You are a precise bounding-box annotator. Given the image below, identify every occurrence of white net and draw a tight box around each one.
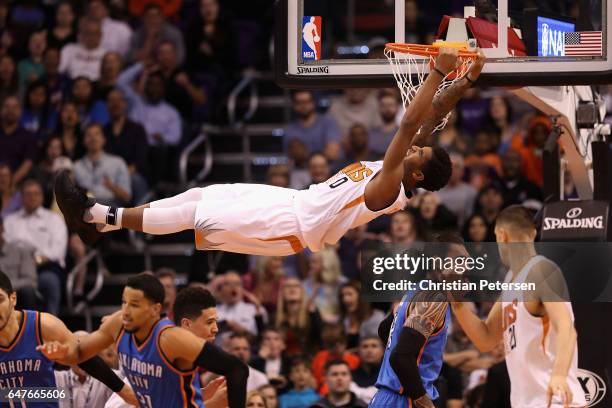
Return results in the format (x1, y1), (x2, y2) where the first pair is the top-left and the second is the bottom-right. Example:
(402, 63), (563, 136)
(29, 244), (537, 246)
(385, 47), (474, 132)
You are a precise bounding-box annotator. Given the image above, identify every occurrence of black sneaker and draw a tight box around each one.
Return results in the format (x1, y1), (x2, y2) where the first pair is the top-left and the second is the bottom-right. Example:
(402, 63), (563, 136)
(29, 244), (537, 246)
(54, 169), (101, 245)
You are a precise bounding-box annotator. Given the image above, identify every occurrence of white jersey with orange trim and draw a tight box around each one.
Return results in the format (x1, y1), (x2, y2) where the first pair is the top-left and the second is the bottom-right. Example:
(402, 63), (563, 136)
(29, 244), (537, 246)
(501, 255), (586, 408)
(294, 160), (410, 251)
(193, 161), (410, 255)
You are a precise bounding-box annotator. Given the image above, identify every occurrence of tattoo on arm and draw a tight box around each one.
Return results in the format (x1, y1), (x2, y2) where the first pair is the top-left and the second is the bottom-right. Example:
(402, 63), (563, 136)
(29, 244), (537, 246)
(415, 76), (472, 145)
(406, 291), (448, 337)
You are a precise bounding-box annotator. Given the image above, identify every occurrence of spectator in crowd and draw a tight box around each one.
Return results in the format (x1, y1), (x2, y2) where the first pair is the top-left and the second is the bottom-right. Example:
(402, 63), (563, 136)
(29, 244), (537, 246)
(499, 149), (542, 207)
(267, 164), (291, 188)
(60, 18), (107, 81)
(96, 52), (123, 101)
(473, 183), (504, 239)
(288, 139), (310, 189)
(336, 124), (378, 170)
(336, 224), (379, 282)
(54, 331), (115, 408)
(70, 76), (110, 128)
(0, 164), (21, 218)
(55, 101), (84, 160)
(510, 115), (550, 187)
(305, 152), (331, 188)
(47, 1), (77, 50)
(404, 0), (429, 44)
(456, 87), (489, 135)
(311, 325), (359, 393)
(185, 0), (237, 78)
(251, 327), (292, 390)
(349, 336), (384, 404)
(482, 357), (511, 408)
(246, 256), (284, 314)
(216, 271), (265, 336)
(388, 209), (425, 245)
(30, 137), (66, 207)
(258, 384), (279, 408)
(311, 360), (367, 408)
(87, 0), (132, 57)
(435, 109), (469, 154)
(0, 55), (18, 101)
(246, 390), (268, 408)
(104, 88), (149, 203)
(278, 356), (319, 408)
(338, 281), (385, 349)
(485, 95), (515, 152)
(465, 127), (503, 188)
(284, 91), (341, 162)
(304, 249), (345, 323)
(369, 91), (399, 156)
(329, 89), (381, 138)
(155, 267), (177, 320)
(73, 124), (131, 207)
(21, 80), (58, 140)
(42, 47), (70, 110)
(415, 192), (458, 233)
(156, 40), (206, 120)
(0, 96), (37, 186)
(17, 30), (46, 92)
(116, 62), (182, 155)
(0, 216), (37, 310)
(437, 152), (478, 227)
(228, 332), (269, 391)
(128, 4), (185, 65)
(276, 277), (322, 356)
(4, 179), (67, 314)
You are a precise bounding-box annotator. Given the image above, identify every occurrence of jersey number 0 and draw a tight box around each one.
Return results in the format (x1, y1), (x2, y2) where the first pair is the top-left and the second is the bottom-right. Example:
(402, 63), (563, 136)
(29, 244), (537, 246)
(329, 162), (373, 189)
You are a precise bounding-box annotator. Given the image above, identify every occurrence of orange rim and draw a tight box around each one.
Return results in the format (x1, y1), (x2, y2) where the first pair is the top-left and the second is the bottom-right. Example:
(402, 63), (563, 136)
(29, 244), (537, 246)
(385, 43), (478, 58)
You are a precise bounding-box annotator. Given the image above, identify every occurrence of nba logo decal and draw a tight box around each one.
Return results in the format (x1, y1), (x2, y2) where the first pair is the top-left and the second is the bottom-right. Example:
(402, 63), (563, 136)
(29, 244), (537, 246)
(302, 16), (322, 60)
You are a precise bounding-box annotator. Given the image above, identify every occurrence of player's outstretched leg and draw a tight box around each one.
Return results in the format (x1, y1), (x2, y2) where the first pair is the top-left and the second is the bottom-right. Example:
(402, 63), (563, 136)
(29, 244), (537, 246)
(54, 170), (201, 245)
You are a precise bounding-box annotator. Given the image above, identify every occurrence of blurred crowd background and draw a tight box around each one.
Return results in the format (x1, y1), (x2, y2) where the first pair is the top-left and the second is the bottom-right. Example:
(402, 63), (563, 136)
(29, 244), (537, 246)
(0, 1), (609, 407)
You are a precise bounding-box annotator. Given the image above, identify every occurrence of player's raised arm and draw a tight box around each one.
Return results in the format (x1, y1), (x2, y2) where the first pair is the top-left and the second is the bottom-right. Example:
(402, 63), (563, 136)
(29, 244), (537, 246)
(159, 326), (249, 408)
(37, 312), (136, 405)
(451, 301), (504, 352)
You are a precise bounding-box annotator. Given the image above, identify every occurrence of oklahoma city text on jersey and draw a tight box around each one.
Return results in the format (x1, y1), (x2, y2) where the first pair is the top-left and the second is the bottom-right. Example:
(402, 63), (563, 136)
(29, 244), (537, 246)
(372, 279), (536, 292)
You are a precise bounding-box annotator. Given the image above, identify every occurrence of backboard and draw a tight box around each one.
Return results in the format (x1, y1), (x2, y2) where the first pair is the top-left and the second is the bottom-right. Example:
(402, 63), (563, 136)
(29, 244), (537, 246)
(275, 0), (611, 88)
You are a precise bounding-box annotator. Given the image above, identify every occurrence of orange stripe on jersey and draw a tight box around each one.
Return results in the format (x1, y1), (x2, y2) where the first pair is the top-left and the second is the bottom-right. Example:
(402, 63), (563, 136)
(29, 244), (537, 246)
(541, 315), (550, 353)
(0, 311), (27, 352)
(156, 326), (196, 376)
(179, 375), (189, 407)
(259, 235), (305, 253)
(338, 195), (365, 213)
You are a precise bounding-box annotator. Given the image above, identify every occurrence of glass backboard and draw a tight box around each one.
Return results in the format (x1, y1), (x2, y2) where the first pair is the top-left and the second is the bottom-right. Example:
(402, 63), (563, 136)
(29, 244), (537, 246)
(275, 0), (611, 88)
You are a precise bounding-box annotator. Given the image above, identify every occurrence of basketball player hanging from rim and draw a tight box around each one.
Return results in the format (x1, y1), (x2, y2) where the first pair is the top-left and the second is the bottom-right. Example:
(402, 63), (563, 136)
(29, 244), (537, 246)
(55, 48), (486, 257)
(451, 205), (587, 408)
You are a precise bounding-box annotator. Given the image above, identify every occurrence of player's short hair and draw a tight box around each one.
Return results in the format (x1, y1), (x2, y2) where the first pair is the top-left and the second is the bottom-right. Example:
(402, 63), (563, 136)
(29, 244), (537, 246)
(126, 273), (165, 305)
(418, 146), (452, 192)
(324, 359), (350, 374)
(172, 287), (216, 325)
(496, 205), (536, 232)
(0, 270), (13, 295)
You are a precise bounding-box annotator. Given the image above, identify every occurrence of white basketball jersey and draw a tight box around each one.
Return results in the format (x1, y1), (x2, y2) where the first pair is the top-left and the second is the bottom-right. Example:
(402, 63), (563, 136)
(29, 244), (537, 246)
(501, 255), (586, 408)
(294, 161), (410, 251)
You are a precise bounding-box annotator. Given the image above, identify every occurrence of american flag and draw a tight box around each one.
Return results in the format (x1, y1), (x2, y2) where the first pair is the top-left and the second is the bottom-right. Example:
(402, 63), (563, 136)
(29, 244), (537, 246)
(564, 31), (602, 56)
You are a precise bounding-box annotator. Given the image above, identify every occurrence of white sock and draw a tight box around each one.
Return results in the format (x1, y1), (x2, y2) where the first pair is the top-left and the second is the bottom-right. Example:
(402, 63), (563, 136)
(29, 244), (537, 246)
(84, 204), (123, 227)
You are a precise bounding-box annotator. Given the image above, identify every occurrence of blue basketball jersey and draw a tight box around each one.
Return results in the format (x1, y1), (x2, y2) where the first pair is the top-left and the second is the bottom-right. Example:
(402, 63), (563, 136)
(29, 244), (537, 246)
(0, 310), (58, 407)
(117, 318), (204, 408)
(375, 290), (449, 400)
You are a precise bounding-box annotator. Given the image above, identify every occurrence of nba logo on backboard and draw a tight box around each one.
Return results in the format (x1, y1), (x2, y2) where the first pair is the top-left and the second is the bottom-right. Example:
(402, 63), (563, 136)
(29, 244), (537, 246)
(302, 16), (322, 60)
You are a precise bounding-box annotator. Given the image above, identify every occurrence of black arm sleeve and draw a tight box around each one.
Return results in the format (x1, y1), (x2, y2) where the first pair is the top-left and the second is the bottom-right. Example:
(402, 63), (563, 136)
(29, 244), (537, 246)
(78, 356), (125, 392)
(195, 342), (248, 408)
(388, 326), (427, 400)
(378, 312), (394, 344)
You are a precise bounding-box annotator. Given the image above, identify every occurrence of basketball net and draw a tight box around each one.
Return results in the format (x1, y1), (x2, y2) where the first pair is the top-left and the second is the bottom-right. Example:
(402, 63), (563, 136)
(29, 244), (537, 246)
(385, 43), (476, 132)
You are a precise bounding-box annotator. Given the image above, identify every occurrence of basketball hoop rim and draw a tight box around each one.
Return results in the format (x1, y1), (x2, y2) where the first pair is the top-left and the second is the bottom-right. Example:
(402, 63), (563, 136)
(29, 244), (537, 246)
(385, 42), (479, 58)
